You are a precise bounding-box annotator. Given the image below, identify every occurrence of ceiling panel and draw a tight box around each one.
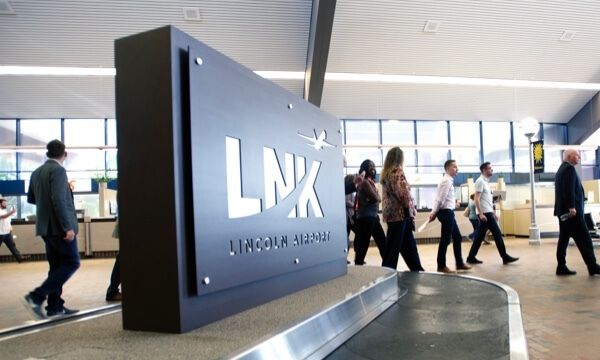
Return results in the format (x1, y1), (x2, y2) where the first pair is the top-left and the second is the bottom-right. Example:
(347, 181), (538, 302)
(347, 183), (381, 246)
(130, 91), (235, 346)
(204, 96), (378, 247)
(321, 81), (596, 122)
(1, 0), (600, 132)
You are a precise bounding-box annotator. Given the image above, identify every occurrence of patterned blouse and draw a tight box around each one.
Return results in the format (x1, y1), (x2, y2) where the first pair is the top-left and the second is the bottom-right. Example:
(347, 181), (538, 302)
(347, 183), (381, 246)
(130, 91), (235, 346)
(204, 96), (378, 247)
(381, 167), (416, 223)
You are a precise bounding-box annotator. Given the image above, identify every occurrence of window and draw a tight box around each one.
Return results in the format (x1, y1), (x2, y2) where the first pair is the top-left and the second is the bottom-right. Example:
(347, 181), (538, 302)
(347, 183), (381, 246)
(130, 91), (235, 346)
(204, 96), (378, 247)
(344, 120), (382, 173)
(0, 120), (16, 178)
(482, 122), (513, 173)
(0, 118), (118, 219)
(19, 119), (61, 172)
(381, 120), (416, 167)
(416, 121), (447, 174)
(542, 123), (567, 172)
(449, 121), (481, 172)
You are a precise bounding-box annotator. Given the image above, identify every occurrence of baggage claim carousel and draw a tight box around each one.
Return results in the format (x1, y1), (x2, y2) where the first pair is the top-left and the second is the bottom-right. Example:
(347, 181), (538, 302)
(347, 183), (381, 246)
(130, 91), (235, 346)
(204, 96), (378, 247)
(0, 268), (527, 360)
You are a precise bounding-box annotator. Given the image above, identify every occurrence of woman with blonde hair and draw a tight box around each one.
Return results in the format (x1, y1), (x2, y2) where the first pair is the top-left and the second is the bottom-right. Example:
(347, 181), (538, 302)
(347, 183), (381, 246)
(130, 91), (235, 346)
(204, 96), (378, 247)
(380, 147), (424, 271)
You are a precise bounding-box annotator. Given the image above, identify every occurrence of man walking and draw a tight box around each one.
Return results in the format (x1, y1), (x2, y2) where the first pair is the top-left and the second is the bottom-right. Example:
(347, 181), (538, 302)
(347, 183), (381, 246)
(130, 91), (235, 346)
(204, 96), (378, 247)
(0, 198), (29, 263)
(429, 160), (471, 274)
(554, 149), (600, 276)
(22, 140), (80, 319)
(467, 162), (518, 265)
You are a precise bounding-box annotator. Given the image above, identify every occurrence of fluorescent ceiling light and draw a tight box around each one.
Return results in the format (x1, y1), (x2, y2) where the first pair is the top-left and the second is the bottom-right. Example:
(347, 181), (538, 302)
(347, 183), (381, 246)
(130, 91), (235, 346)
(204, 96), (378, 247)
(324, 73), (600, 91)
(2, 67), (600, 91)
(0, 66), (116, 76)
(254, 71), (304, 80)
(256, 71), (600, 90)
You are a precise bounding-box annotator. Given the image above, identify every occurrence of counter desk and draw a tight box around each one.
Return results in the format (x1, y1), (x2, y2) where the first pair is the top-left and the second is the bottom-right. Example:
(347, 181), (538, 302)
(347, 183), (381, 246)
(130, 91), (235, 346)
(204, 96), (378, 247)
(1, 217), (118, 260)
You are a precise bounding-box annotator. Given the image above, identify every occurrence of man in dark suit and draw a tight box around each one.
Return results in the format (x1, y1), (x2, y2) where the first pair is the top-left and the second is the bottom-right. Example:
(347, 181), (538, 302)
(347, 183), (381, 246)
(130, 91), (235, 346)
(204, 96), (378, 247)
(22, 140), (81, 319)
(554, 149), (600, 276)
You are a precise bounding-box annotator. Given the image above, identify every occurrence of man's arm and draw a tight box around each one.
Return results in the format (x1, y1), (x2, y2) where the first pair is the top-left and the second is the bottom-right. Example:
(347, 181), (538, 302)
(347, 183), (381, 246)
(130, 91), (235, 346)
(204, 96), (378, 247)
(49, 166), (76, 241)
(562, 166), (578, 216)
(429, 179), (450, 221)
(27, 174), (36, 205)
(359, 179), (380, 203)
(0, 207), (16, 219)
(475, 191), (486, 222)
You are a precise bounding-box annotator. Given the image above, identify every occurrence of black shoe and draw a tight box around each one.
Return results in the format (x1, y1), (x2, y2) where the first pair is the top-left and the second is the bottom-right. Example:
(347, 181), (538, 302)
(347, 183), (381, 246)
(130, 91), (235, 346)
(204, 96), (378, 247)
(21, 294), (45, 320)
(466, 257), (483, 264)
(106, 292), (122, 301)
(47, 307), (79, 317)
(556, 266), (577, 275)
(589, 267), (600, 276)
(503, 255), (519, 265)
(18, 255), (30, 263)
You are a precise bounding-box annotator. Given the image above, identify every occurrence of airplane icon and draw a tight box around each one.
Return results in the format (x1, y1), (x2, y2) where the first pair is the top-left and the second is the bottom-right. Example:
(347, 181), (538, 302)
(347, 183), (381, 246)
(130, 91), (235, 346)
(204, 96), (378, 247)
(298, 129), (336, 150)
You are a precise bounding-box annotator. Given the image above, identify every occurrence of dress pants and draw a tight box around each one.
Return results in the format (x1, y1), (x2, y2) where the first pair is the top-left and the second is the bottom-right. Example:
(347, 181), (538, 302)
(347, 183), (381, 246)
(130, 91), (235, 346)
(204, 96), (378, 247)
(468, 212), (507, 260)
(354, 216), (386, 265)
(556, 216), (599, 272)
(30, 235), (81, 311)
(0, 233), (23, 261)
(382, 219), (424, 271)
(436, 209), (466, 268)
(106, 253), (121, 297)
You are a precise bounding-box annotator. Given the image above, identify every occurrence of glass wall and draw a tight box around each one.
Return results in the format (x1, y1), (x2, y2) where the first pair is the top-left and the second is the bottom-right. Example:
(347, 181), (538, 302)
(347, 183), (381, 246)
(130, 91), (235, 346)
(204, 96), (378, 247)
(482, 122), (514, 174)
(344, 120), (382, 176)
(0, 120), (16, 180)
(416, 120), (447, 174)
(381, 120), (416, 170)
(542, 123), (567, 172)
(449, 121), (481, 174)
(0, 118), (116, 218)
(341, 119), (585, 210)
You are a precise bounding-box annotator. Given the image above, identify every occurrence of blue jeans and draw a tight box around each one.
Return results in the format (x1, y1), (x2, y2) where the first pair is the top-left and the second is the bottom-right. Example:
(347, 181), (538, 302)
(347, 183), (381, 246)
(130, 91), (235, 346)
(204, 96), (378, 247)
(0, 233), (23, 261)
(468, 213), (508, 260)
(30, 235), (81, 311)
(382, 219), (424, 271)
(436, 209), (465, 268)
(468, 218), (479, 239)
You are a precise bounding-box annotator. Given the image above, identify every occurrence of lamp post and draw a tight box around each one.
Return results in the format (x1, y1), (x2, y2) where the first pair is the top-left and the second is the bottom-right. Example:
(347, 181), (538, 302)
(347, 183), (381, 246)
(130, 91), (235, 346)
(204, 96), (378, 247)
(519, 117), (541, 245)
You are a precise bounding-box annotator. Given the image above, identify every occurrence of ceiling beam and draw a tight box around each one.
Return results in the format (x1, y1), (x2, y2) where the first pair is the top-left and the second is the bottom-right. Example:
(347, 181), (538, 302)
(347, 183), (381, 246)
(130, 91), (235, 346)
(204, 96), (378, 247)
(303, 0), (336, 107)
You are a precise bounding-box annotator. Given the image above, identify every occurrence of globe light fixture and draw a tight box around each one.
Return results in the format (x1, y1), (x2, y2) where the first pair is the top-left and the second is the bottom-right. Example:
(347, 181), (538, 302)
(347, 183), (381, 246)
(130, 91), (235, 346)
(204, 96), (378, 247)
(519, 117), (541, 245)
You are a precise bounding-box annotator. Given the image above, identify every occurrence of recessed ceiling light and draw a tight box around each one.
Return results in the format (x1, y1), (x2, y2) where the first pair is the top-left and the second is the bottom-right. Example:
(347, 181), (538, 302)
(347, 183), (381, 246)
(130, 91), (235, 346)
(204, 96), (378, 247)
(182, 7), (201, 22)
(423, 20), (441, 33)
(559, 30), (576, 42)
(0, 0), (15, 15)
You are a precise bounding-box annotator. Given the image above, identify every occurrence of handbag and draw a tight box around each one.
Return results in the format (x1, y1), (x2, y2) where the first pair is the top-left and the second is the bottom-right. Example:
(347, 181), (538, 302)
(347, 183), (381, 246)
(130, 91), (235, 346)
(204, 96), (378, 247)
(463, 206), (470, 217)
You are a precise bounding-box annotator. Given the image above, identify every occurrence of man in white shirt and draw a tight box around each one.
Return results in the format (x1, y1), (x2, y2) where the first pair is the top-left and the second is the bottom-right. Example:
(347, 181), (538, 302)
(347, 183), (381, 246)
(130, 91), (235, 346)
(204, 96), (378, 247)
(467, 162), (518, 265)
(0, 198), (28, 263)
(429, 160), (472, 273)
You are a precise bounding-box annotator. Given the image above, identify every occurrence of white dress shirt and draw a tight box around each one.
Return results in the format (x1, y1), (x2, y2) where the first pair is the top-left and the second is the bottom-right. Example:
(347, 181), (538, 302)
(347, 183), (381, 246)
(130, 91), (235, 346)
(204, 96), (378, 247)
(431, 174), (455, 214)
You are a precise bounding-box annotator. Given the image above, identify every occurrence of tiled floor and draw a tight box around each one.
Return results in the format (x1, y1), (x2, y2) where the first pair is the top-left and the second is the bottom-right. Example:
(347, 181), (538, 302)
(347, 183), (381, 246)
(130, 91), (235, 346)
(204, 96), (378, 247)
(1, 237), (599, 359)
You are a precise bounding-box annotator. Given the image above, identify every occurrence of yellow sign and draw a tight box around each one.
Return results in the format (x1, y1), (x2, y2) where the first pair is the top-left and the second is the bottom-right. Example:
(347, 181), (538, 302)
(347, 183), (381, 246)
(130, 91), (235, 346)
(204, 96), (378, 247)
(533, 140), (544, 173)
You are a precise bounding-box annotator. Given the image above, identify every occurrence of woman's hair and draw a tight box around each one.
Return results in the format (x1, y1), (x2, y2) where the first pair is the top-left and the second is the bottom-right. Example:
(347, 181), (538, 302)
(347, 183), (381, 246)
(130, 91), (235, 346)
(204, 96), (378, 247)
(344, 174), (354, 184)
(359, 159), (375, 179)
(380, 147), (404, 185)
(470, 193), (475, 200)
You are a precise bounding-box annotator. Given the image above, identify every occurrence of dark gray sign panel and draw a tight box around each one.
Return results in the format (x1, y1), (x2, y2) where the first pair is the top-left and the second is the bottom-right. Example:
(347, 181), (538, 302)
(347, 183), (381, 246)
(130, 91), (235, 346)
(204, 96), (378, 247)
(116, 26), (347, 333)
(188, 46), (346, 295)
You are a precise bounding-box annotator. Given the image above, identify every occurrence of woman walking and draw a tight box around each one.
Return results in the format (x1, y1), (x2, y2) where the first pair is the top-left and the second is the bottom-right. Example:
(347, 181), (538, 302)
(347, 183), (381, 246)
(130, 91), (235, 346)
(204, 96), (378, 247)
(353, 159), (386, 265)
(380, 147), (424, 271)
